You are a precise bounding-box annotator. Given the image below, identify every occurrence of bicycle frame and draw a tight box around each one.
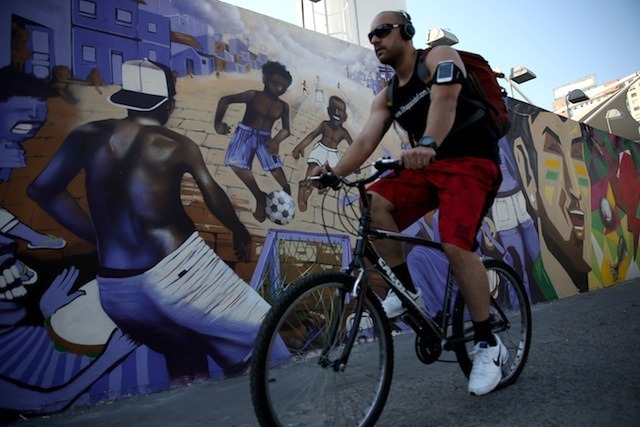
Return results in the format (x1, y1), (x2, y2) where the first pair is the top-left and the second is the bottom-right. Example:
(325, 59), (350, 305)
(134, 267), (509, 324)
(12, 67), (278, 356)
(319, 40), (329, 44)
(328, 170), (465, 369)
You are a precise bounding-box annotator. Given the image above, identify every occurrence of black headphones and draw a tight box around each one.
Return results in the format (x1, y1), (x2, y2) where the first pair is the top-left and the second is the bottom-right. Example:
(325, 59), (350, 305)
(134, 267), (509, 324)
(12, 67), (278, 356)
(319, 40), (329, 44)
(397, 10), (415, 40)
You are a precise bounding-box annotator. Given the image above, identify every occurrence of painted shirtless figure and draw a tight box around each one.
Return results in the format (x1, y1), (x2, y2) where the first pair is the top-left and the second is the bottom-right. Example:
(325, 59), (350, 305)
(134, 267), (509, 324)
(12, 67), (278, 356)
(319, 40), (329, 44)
(214, 61), (292, 222)
(293, 95), (353, 211)
(29, 59), (283, 380)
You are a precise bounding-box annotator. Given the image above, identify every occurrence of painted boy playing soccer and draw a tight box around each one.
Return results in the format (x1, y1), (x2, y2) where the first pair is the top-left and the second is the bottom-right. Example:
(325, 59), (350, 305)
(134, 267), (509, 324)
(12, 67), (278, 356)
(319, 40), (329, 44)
(292, 95), (353, 211)
(214, 61), (292, 222)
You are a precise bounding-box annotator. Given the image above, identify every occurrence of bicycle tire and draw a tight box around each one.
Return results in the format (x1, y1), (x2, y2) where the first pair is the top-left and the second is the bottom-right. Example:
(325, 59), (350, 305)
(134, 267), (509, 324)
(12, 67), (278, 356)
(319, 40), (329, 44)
(451, 259), (531, 390)
(250, 271), (394, 427)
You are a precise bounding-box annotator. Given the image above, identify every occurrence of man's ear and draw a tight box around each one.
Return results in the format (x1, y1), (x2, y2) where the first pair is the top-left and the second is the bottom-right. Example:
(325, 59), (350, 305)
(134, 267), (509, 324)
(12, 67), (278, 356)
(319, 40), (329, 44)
(512, 136), (538, 212)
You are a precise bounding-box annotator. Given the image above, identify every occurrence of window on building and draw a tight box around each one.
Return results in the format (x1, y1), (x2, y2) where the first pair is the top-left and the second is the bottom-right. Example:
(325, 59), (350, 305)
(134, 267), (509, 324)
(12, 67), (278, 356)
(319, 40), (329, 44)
(31, 30), (50, 61)
(116, 8), (133, 26)
(148, 50), (157, 61)
(83, 45), (97, 63)
(78, 0), (97, 17)
(148, 22), (157, 33)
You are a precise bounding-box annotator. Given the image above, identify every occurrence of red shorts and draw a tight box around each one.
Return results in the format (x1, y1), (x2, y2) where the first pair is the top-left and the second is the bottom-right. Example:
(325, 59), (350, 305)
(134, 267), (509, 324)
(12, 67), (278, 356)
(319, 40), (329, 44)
(367, 157), (501, 251)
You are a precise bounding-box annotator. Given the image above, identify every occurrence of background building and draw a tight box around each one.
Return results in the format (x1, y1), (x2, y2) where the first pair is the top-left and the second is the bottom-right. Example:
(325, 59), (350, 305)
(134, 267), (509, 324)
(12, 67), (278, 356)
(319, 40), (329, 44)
(552, 72), (640, 141)
(296, 0), (406, 48)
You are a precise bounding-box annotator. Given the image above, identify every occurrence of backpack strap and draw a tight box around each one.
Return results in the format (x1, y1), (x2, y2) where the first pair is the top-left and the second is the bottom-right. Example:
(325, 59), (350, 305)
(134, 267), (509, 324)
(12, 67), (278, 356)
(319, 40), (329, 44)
(385, 48), (488, 138)
(386, 74), (398, 107)
(386, 49), (431, 108)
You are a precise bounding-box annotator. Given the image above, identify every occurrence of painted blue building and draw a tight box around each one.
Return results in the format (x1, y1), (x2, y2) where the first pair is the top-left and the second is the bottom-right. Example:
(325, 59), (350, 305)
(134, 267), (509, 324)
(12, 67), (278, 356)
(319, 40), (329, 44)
(71, 0), (170, 84)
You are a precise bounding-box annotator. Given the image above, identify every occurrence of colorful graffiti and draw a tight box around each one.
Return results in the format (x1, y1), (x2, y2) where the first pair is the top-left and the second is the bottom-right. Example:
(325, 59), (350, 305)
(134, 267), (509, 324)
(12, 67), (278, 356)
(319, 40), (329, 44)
(0, 0), (639, 419)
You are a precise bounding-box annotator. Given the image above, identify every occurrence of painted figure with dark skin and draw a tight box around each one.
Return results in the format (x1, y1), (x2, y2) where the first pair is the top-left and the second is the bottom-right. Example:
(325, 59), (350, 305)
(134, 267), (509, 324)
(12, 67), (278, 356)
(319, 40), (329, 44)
(293, 95), (353, 211)
(510, 101), (591, 295)
(214, 61), (292, 222)
(28, 60), (275, 381)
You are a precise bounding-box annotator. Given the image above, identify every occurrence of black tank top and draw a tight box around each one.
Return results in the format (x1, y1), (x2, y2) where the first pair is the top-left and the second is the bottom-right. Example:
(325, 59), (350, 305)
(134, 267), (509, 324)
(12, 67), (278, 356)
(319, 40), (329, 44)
(389, 55), (500, 164)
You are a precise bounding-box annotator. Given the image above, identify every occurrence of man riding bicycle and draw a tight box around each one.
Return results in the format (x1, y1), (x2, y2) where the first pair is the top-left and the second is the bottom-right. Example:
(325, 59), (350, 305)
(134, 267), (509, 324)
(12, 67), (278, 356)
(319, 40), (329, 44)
(314, 10), (506, 396)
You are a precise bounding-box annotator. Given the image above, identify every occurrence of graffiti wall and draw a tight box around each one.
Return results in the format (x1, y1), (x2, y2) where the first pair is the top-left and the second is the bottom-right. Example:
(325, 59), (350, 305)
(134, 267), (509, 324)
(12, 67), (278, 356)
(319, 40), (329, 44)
(0, 0), (638, 418)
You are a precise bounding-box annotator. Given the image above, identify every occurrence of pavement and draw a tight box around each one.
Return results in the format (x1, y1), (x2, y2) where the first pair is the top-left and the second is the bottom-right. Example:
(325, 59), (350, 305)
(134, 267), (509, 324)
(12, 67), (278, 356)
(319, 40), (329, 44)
(8, 278), (640, 426)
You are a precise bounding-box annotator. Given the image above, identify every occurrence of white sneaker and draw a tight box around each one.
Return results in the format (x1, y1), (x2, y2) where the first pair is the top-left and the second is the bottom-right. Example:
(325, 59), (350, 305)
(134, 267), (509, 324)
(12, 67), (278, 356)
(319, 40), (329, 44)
(381, 289), (424, 319)
(468, 334), (509, 396)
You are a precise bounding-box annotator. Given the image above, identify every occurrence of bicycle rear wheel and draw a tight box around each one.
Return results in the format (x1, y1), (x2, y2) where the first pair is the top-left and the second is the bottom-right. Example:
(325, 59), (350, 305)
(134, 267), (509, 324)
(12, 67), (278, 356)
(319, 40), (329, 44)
(250, 271), (394, 427)
(452, 259), (531, 390)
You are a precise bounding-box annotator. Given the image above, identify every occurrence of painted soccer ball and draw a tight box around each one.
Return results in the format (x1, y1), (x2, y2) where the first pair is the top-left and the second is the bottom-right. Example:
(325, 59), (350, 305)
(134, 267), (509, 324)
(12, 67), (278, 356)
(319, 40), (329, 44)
(265, 190), (296, 225)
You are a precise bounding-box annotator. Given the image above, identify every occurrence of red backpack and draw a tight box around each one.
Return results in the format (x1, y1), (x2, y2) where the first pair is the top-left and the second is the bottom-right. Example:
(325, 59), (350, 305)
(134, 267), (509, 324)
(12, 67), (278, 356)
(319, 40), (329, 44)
(387, 48), (511, 138)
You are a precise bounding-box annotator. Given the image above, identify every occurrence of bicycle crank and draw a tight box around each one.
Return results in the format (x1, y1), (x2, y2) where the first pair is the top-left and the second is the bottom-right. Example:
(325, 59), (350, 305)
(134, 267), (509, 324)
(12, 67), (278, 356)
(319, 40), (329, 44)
(415, 332), (442, 364)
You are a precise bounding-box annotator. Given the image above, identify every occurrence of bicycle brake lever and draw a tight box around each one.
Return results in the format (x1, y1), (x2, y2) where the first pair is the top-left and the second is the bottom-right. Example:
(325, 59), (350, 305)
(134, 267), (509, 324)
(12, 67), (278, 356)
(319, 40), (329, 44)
(373, 157), (403, 173)
(309, 173), (341, 190)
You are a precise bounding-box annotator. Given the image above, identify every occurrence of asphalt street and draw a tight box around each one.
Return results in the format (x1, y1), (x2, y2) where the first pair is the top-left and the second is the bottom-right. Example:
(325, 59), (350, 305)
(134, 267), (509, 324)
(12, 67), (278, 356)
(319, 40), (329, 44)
(10, 278), (640, 426)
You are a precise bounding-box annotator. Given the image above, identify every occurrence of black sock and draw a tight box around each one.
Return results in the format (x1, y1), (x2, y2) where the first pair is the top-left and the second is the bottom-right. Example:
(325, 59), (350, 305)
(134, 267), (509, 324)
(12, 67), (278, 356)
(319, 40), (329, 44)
(473, 318), (496, 345)
(391, 263), (416, 293)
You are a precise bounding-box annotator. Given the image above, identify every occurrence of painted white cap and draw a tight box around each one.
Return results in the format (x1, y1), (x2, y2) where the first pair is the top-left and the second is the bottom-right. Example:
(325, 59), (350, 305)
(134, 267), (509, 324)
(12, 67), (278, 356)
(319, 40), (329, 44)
(109, 59), (173, 111)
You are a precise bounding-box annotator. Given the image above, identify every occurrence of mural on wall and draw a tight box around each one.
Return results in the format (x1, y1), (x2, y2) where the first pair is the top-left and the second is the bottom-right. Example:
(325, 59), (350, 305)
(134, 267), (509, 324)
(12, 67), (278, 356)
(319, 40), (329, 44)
(582, 126), (640, 285)
(0, 0), (639, 419)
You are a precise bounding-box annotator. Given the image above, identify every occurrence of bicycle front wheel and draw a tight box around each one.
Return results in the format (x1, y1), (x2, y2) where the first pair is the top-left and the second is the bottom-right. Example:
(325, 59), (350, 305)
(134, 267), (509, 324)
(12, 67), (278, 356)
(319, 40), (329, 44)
(452, 259), (532, 390)
(250, 271), (394, 427)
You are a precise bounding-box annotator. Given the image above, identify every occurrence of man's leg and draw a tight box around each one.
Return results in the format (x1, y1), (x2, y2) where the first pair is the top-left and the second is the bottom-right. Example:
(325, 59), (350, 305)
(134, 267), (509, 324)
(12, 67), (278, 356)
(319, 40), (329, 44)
(442, 244), (509, 396)
(370, 192), (424, 318)
(369, 192), (404, 265)
(442, 243), (490, 323)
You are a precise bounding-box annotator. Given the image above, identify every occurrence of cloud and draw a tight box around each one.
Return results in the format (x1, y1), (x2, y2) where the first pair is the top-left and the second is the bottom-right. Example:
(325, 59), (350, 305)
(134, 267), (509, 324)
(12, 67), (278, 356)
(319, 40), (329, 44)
(151, 0), (379, 83)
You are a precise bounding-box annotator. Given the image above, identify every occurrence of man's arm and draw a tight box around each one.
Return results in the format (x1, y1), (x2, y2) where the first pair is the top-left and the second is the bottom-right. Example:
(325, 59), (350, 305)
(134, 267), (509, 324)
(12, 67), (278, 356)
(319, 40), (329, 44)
(331, 91), (391, 177)
(401, 46), (464, 170)
(28, 126), (96, 243)
(422, 46), (464, 143)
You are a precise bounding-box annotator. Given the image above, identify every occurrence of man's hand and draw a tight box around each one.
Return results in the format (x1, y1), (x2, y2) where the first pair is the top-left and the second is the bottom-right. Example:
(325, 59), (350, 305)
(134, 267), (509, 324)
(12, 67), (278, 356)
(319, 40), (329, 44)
(307, 163), (330, 189)
(400, 147), (436, 170)
(307, 162), (342, 190)
(214, 122), (231, 135)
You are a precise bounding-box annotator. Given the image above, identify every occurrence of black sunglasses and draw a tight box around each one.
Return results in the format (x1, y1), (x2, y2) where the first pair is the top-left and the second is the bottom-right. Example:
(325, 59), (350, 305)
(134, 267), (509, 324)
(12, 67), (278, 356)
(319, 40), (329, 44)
(367, 23), (402, 43)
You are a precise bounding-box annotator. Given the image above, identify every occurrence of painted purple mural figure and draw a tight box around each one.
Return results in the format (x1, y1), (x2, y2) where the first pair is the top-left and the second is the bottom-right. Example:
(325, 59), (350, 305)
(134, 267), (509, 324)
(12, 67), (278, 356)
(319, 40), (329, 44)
(28, 59), (282, 381)
(489, 137), (545, 303)
(0, 329), (136, 414)
(214, 61), (293, 222)
(404, 213), (512, 320)
(0, 68), (67, 299)
(0, 267), (141, 416)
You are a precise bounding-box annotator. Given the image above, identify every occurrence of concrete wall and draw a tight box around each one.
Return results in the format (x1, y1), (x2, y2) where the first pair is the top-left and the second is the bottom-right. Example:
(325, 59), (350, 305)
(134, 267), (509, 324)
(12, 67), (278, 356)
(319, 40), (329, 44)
(1, 0), (638, 417)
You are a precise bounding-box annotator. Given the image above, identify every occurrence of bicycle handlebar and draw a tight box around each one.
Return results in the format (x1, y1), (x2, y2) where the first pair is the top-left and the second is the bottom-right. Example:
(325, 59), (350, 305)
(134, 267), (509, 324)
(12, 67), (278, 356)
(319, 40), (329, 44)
(309, 158), (403, 189)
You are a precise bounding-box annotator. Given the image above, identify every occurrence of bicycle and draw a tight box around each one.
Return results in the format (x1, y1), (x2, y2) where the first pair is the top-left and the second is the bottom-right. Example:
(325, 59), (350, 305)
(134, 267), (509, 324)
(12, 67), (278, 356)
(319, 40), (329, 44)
(250, 158), (532, 427)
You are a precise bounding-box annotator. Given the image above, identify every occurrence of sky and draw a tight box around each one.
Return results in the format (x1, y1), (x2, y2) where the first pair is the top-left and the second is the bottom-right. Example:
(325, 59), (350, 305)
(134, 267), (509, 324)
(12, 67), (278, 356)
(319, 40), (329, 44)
(221, 0), (639, 111)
